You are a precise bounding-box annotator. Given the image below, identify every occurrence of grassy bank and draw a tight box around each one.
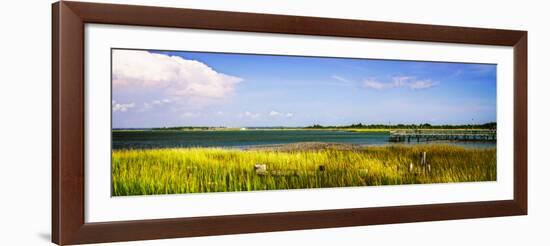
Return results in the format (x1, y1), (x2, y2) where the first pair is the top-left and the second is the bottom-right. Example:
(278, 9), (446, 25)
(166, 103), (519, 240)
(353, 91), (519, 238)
(112, 144), (496, 196)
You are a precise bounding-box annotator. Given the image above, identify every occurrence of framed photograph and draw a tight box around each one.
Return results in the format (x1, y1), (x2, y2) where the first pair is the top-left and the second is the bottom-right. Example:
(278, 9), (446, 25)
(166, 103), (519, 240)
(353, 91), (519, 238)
(52, 1), (527, 245)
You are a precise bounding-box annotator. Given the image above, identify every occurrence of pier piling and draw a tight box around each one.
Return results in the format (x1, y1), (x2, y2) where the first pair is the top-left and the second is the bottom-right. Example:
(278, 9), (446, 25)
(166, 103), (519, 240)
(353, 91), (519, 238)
(389, 129), (496, 143)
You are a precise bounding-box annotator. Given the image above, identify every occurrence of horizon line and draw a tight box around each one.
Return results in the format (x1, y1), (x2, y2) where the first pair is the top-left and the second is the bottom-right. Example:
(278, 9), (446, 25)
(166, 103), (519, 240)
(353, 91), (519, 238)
(112, 122), (497, 129)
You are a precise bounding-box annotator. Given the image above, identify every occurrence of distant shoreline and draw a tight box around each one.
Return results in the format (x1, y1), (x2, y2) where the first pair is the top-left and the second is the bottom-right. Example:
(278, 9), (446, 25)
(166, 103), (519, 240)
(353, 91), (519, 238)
(113, 122), (496, 132)
(112, 127), (495, 133)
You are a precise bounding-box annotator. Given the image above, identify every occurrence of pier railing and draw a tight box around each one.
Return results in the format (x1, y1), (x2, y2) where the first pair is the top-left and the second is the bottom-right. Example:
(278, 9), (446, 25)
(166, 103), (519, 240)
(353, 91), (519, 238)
(389, 129), (496, 142)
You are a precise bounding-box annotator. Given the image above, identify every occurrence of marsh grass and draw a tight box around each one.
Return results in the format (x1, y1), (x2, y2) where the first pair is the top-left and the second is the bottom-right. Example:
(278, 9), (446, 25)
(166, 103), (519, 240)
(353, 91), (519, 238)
(111, 144), (496, 196)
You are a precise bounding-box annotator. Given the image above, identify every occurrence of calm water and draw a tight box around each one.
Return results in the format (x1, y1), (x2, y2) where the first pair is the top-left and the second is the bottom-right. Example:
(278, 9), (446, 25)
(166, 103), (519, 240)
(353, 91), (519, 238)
(112, 130), (496, 150)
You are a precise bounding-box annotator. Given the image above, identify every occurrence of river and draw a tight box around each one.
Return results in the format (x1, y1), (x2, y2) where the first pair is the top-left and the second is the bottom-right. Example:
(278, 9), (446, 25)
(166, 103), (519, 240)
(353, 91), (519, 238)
(112, 130), (496, 150)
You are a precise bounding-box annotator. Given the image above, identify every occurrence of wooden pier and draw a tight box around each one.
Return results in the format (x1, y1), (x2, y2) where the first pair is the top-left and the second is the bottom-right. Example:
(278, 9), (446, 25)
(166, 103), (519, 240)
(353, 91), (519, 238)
(389, 129), (496, 142)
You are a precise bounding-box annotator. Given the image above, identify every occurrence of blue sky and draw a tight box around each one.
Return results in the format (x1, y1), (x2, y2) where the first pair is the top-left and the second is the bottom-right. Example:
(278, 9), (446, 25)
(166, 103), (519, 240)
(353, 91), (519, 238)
(111, 49), (496, 128)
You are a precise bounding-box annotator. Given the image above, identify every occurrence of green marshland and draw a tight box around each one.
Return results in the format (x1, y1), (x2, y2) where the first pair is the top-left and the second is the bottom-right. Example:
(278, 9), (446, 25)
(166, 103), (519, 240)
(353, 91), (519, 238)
(112, 142), (496, 196)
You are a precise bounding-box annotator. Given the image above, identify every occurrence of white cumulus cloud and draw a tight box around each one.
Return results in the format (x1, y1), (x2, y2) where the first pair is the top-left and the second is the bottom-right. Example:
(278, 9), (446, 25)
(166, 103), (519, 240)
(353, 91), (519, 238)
(269, 110), (294, 118)
(112, 101), (135, 112)
(112, 50), (242, 101)
(269, 111), (282, 117)
(363, 80), (392, 90)
(363, 76), (438, 90)
(243, 111), (261, 119)
(142, 98), (172, 111)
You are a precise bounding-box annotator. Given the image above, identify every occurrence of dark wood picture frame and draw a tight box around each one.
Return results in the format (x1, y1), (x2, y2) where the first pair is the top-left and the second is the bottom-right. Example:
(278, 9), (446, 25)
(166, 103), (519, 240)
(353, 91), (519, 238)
(52, 1), (527, 245)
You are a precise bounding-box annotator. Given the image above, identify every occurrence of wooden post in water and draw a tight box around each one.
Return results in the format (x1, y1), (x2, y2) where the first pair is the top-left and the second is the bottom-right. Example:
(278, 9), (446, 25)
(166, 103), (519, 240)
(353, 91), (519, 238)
(420, 151), (427, 173)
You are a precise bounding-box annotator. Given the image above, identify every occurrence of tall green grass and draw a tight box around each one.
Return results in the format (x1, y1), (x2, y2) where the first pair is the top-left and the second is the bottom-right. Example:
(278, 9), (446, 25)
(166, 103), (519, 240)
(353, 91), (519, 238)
(112, 144), (496, 196)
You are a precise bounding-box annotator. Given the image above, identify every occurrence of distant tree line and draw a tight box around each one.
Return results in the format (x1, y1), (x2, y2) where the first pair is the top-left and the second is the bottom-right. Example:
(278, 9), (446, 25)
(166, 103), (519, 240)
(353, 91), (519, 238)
(305, 122), (497, 129)
(151, 126), (226, 130)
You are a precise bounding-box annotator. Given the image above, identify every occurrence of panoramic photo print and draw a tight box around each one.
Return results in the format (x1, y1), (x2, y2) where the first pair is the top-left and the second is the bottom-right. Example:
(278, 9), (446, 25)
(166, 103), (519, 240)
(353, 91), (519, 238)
(111, 48), (497, 196)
